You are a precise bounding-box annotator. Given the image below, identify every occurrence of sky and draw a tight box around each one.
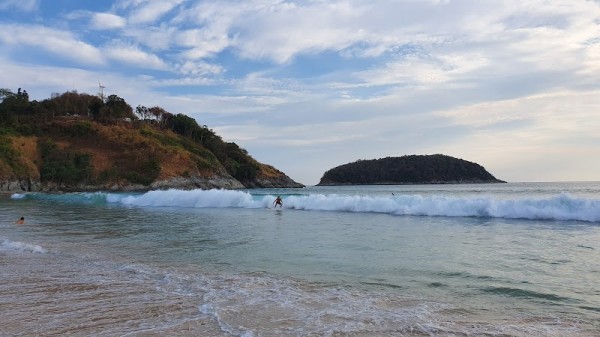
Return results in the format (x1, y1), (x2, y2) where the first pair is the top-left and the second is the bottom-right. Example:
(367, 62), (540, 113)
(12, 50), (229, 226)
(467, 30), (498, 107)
(1, 0), (599, 185)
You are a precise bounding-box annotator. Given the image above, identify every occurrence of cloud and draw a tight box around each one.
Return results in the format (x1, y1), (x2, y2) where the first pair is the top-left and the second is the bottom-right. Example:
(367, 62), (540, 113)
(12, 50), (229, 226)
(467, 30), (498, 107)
(0, 0), (38, 12)
(177, 61), (223, 76)
(437, 89), (600, 133)
(103, 43), (170, 70)
(177, 28), (232, 60)
(118, 0), (185, 24)
(0, 24), (104, 65)
(121, 26), (177, 51)
(91, 13), (126, 30)
(228, 1), (373, 63)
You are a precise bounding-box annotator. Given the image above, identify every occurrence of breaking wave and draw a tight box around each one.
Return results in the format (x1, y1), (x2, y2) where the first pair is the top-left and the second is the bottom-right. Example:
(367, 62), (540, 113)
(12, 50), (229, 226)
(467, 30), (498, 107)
(11, 189), (600, 222)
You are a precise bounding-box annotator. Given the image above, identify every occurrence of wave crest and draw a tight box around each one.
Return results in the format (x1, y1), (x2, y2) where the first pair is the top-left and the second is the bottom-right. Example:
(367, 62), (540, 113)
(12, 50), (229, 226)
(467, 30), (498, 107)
(13, 189), (600, 222)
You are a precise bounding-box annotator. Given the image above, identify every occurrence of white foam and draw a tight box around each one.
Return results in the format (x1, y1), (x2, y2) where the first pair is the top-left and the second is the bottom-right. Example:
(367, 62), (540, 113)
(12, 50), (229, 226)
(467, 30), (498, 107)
(191, 272), (592, 337)
(106, 189), (268, 209)
(34, 188), (600, 222)
(199, 303), (255, 337)
(1, 238), (46, 253)
(284, 192), (600, 222)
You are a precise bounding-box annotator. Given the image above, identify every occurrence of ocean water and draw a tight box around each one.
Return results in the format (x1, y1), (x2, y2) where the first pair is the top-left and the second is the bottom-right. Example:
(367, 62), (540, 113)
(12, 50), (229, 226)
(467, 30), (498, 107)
(0, 182), (599, 336)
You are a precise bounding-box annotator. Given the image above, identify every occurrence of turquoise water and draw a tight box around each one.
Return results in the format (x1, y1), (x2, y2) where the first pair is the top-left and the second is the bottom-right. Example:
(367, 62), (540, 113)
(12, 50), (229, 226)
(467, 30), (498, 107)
(1, 182), (599, 336)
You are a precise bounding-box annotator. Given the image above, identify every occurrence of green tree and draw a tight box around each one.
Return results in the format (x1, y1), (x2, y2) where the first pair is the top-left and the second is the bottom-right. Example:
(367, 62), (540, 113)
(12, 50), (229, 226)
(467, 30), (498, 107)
(170, 113), (199, 137)
(0, 88), (31, 128)
(88, 96), (103, 119)
(102, 94), (135, 120)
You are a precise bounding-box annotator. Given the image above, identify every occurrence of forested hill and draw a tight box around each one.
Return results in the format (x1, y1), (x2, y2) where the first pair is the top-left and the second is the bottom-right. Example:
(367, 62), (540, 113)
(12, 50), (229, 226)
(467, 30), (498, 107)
(318, 155), (505, 185)
(0, 88), (303, 192)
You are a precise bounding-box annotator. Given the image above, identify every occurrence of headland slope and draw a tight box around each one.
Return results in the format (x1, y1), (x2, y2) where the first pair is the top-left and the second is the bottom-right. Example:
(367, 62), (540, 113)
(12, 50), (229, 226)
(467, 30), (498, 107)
(0, 88), (303, 192)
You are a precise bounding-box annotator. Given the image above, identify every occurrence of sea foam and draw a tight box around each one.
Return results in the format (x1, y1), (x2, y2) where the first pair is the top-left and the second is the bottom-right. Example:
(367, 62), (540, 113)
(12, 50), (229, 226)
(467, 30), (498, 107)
(1, 238), (46, 254)
(13, 189), (600, 222)
(103, 189), (600, 222)
(285, 192), (600, 222)
(10, 193), (26, 200)
(106, 189), (267, 208)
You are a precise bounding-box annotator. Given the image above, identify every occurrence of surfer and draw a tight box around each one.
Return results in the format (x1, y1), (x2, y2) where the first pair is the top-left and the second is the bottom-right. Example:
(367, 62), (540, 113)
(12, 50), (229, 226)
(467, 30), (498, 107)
(15, 217), (24, 225)
(273, 196), (283, 208)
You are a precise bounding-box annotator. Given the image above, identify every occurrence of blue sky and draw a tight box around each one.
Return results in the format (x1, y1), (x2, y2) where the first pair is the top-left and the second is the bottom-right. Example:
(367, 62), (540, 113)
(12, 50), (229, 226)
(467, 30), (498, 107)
(1, 0), (600, 185)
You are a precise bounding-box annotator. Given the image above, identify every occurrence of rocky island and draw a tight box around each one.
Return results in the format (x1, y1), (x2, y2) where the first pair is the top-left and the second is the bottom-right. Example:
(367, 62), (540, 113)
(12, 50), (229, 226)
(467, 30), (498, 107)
(318, 154), (505, 185)
(0, 88), (303, 192)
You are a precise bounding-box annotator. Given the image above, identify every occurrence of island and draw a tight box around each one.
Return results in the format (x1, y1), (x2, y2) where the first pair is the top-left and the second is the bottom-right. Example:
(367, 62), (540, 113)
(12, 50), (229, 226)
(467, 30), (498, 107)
(317, 155), (505, 185)
(0, 88), (303, 192)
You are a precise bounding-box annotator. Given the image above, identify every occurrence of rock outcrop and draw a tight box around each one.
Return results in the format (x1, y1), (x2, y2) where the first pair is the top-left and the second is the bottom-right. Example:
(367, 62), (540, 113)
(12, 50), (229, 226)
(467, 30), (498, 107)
(0, 178), (41, 193)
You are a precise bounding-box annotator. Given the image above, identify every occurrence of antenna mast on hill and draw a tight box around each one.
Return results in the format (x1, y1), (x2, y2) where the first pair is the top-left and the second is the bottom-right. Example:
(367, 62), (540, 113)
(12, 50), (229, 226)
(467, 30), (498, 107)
(98, 81), (106, 102)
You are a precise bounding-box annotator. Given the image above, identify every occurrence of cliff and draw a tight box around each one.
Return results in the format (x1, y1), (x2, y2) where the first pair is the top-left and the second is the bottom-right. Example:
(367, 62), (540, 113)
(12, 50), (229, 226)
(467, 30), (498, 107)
(0, 89), (303, 192)
(318, 155), (505, 185)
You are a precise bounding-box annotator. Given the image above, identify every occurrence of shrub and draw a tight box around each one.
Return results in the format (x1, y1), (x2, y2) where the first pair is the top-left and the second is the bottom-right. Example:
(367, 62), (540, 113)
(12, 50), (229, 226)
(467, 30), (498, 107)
(39, 139), (92, 185)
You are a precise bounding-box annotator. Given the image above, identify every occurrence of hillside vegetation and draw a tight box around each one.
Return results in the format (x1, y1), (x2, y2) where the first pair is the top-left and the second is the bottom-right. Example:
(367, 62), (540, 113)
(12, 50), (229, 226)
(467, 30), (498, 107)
(0, 88), (303, 192)
(318, 155), (505, 185)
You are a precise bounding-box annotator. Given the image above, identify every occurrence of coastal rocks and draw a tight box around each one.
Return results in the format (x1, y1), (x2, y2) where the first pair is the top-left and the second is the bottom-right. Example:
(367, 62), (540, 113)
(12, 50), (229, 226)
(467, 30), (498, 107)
(242, 176), (305, 188)
(149, 175), (245, 190)
(1, 173), (303, 193)
(0, 178), (41, 193)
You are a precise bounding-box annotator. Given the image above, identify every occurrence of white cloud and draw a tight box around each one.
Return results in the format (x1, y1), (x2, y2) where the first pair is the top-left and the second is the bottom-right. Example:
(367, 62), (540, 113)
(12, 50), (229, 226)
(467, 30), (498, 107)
(0, 24), (104, 65)
(178, 61), (223, 76)
(122, 26), (177, 51)
(0, 0), (38, 12)
(177, 28), (231, 60)
(91, 13), (126, 30)
(230, 1), (373, 63)
(437, 90), (600, 133)
(104, 43), (170, 70)
(125, 0), (185, 24)
(354, 57), (451, 87)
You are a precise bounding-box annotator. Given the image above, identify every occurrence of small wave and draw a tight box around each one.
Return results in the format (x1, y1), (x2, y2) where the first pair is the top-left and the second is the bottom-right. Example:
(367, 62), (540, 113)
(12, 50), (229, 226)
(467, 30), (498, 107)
(427, 282), (447, 288)
(578, 305), (600, 313)
(1, 238), (46, 254)
(360, 281), (404, 289)
(482, 286), (572, 303)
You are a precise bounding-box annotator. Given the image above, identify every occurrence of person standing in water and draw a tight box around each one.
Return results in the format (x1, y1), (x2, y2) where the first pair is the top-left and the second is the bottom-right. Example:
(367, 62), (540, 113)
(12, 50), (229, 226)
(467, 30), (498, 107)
(15, 217), (24, 225)
(273, 196), (283, 208)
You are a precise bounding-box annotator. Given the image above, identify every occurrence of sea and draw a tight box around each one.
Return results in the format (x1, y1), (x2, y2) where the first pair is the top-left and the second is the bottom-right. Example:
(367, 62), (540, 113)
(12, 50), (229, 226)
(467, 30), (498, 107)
(1, 182), (599, 337)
